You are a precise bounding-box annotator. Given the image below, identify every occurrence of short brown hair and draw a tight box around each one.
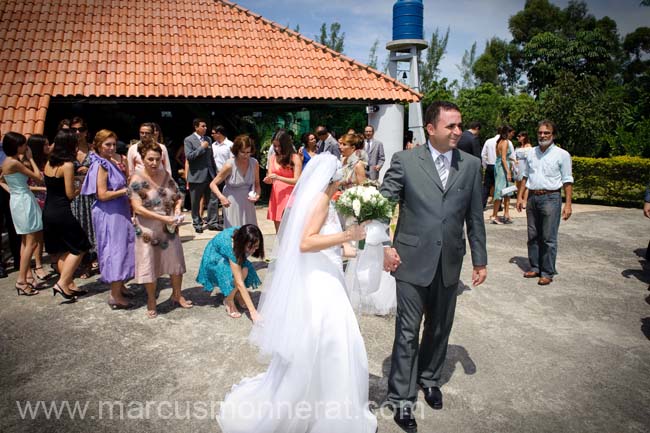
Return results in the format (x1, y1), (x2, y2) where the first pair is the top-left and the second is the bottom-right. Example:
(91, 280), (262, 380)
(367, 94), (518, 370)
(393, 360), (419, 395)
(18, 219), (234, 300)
(231, 134), (256, 156)
(424, 101), (461, 128)
(137, 141), (162, 159)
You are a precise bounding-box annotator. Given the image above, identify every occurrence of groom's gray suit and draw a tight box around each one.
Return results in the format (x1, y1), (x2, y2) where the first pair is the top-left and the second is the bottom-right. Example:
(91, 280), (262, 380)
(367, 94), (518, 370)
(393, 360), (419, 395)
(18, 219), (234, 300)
(380, 143), (487, 405)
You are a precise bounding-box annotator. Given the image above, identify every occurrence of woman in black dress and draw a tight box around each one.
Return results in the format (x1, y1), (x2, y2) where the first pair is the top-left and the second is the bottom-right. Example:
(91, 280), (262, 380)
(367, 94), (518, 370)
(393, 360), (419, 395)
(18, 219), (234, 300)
(43, 131), (91, 300)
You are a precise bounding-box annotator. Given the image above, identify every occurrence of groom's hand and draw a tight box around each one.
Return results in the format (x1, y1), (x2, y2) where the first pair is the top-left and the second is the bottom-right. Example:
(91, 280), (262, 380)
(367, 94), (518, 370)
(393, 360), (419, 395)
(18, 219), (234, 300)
(383, 247), (401, 272)
(472, 265), (487, 287)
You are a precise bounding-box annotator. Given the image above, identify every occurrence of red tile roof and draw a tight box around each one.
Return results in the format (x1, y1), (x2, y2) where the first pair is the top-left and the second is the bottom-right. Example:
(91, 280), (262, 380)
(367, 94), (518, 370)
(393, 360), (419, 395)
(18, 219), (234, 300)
(0, 0), (420, 135)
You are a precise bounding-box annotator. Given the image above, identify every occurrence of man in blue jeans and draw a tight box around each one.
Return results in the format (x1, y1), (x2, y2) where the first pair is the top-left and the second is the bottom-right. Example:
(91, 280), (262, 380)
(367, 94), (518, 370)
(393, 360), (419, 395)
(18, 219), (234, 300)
(516, 120), (573, 285)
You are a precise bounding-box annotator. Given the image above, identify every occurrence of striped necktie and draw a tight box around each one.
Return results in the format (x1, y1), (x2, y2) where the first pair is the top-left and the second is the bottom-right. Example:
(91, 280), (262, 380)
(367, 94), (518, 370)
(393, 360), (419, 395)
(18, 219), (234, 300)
(436, 154), (448, 189)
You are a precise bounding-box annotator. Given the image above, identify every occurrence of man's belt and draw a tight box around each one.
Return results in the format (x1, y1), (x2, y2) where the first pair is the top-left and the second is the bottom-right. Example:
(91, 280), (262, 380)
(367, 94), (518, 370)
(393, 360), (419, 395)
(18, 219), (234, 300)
(529, 189), (561, 195)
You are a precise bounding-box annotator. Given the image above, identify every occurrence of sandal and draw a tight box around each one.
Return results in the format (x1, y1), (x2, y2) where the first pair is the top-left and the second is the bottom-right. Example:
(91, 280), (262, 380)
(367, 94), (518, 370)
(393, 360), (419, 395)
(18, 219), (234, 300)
(33, 266), (50, 282)
(489, 217), (503, 225)
(15, 281), (39, 296)
(108, 298), (133, 310)
(224, 301), (242, 318)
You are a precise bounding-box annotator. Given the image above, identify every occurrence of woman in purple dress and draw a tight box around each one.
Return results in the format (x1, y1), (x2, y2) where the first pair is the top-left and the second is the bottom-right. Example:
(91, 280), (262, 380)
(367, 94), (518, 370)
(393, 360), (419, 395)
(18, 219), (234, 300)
(81, 130), (135, 309)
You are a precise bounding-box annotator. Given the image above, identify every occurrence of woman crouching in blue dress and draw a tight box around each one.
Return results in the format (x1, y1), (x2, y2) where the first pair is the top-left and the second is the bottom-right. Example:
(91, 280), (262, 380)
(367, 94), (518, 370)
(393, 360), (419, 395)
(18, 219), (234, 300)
(197, 224), (264, 322)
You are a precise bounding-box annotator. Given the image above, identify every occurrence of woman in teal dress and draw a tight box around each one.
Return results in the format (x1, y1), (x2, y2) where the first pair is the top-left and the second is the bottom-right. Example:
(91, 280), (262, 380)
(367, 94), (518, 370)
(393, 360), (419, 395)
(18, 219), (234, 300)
(0, 132), (44, 295)
(490, 126), (515, 224)
(197, 224), (264, 321)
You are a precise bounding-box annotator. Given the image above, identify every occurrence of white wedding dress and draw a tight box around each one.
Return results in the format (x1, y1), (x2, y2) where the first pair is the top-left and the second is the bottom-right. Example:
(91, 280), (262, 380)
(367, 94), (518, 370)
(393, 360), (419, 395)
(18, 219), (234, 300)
(218, 203), (377, 433)
(346, 258), (397, 316)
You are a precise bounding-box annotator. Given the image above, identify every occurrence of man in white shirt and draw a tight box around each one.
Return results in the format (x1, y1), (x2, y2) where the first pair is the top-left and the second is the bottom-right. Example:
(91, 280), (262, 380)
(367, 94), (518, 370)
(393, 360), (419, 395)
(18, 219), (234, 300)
(480, 132), (498, 208)
(127, 123), (173, 176)
(210, 125), (233, 228)
(516, 120), (573, 286)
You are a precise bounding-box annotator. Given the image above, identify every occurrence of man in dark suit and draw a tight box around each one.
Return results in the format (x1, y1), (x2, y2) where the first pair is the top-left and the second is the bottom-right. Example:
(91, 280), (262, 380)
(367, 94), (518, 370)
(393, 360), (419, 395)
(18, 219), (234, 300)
(381, 101), (488, 432)
(315, 125), (341, 158)
(363, 125), (385, 181)
(457, 121), (482, 158)
(184, 118), (219, 233)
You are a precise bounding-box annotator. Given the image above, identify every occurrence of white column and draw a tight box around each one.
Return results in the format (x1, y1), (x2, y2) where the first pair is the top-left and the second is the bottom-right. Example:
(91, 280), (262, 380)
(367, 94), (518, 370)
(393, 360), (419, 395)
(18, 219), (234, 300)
(368, 104), (404, 182)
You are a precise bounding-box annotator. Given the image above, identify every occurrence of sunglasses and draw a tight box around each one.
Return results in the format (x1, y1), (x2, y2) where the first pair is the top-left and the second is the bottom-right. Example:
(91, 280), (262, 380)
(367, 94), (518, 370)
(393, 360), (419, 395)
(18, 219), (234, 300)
(70, 127), (87, 133)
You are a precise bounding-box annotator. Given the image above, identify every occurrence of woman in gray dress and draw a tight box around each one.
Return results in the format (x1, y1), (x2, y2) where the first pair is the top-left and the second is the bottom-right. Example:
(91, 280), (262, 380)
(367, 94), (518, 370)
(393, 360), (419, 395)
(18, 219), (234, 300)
(210, 134), (261, 228)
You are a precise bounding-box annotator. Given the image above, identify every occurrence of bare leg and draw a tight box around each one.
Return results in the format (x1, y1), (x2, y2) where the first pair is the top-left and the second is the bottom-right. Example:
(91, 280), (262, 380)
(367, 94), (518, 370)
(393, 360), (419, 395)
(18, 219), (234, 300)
(55, 252), (83, 296)
(33, 232), (47, 279)
(169, 274), (192, 308)
(273, 220), (280, 233)
(18, 233), (38, 285)
(503, 196), (511, 220)
(144, 282), (157, 317)
(110, 281), (129, 306)
(491, 199), (502, 221)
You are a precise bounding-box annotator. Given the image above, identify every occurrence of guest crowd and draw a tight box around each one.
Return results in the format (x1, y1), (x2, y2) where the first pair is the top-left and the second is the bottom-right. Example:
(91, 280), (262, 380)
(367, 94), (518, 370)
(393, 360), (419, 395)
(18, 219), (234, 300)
(0, 111), (575, 320)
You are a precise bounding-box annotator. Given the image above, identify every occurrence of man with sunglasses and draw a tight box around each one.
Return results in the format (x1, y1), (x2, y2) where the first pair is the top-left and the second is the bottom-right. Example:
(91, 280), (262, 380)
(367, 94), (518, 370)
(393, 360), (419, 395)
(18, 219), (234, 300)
(516, 120), (573, 286)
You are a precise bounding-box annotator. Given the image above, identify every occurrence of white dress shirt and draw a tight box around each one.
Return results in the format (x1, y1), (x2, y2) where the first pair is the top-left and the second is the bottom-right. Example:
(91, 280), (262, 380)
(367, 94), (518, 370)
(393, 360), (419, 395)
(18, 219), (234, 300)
(481, 134), (498, 167)
(428, 141), (452, 172)
(212, 137), (234, 172)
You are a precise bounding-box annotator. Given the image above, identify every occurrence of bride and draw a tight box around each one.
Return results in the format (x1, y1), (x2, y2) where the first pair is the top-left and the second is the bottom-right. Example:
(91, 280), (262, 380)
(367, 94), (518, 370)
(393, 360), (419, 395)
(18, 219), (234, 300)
(218, 154), (378, 433)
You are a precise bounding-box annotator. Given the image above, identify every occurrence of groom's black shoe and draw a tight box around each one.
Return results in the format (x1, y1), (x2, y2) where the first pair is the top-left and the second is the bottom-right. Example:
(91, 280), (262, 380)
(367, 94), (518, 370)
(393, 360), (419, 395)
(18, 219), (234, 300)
(422, 386), (443, 410)
(393, 406), (417, 432)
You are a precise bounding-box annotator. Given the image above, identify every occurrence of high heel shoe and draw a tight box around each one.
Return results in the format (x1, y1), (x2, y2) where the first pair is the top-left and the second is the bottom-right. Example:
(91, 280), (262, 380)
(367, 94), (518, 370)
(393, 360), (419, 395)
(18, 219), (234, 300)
(15, 281), (39, 296)
(32, 266), (50, 282)
(69, 286), (89, 296)
(52, 283), (77, 301)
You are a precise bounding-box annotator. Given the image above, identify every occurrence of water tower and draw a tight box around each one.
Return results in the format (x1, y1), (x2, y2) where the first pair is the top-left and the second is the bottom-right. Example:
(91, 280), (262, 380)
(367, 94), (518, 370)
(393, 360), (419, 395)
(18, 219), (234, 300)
(386, 0), (428, 146)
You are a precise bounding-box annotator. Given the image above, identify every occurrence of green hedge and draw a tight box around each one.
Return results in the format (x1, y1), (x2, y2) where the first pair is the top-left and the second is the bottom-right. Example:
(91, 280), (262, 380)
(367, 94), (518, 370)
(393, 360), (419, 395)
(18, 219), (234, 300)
(572, 156), (650, 206)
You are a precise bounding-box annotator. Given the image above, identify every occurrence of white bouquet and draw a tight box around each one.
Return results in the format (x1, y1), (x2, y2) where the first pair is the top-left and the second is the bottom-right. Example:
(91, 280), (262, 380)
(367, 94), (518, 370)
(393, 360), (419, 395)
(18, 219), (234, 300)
(334, 185), (394, 223)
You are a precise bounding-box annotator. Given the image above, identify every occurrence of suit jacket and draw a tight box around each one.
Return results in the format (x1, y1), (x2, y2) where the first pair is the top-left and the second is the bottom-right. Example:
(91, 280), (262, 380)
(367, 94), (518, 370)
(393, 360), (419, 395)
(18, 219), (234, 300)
(380, 145), (487, 288)
(457, 130), (481, 159)
(184, 133), (215, 183)
(365, 139), (385, 181)
(318, 134), (341, 158)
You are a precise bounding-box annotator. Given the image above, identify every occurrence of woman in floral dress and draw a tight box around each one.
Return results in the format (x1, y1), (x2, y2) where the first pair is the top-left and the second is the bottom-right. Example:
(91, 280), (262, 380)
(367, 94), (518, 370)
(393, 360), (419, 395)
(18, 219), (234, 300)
(128, 141), (191, 318)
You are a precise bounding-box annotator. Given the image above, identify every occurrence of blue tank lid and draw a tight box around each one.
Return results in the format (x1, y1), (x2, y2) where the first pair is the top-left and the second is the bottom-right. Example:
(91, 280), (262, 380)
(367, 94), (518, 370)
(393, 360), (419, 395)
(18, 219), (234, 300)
(392, 0), (424, 41)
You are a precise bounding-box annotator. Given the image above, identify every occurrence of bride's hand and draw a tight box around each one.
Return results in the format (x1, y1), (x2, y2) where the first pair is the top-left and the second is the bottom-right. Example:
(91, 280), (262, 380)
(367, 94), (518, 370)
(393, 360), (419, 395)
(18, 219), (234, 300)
(345, 224), (366, 242)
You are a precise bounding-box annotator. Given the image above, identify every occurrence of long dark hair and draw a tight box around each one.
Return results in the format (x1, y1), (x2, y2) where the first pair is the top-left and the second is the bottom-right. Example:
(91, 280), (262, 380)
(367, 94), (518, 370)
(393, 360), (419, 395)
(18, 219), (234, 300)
(49, 130), (78, 167)
(496, 125), (514, 149)
(27, 134), (48, 170)
(273, 129), (295, 168)
(1, 131), (26, 156)
(232, 224), (265, 265)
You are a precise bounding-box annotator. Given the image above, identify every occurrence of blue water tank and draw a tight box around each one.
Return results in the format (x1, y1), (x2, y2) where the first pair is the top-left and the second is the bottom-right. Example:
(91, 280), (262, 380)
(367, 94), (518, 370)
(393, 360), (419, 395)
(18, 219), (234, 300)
(392, 0), (424, 41)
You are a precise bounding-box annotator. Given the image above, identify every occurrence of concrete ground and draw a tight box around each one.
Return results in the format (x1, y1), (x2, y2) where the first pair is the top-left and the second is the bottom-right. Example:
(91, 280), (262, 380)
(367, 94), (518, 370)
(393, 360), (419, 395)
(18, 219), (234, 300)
(1, 204), (649, 433)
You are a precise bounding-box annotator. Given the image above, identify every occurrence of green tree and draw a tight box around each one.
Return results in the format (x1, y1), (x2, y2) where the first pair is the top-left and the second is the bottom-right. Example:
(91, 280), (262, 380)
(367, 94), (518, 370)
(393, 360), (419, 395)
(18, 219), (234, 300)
(539, 73), (629, 156)
(508, 0), (563, 45)
(318, 22), (345, 53)
(367, 39), (379, 69)
(421, 78), (456, 110)
(457, 42), (477, 89)
(472, 38), (522, 92)
(420, 27), (449, 94)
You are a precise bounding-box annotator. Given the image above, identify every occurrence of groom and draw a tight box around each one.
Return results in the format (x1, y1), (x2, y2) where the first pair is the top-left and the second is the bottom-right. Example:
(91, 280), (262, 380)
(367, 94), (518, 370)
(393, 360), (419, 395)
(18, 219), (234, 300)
(380, 101), (487, 432)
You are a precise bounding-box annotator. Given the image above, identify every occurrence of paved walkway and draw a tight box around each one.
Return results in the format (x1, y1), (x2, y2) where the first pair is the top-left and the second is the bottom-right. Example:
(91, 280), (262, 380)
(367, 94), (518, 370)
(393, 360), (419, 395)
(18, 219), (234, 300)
(1, 204), (649, 433)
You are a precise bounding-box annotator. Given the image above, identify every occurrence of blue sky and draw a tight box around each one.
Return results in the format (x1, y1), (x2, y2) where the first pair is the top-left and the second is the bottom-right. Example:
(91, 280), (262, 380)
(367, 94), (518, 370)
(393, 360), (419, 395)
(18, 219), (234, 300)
(232, 0), (650, 83)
